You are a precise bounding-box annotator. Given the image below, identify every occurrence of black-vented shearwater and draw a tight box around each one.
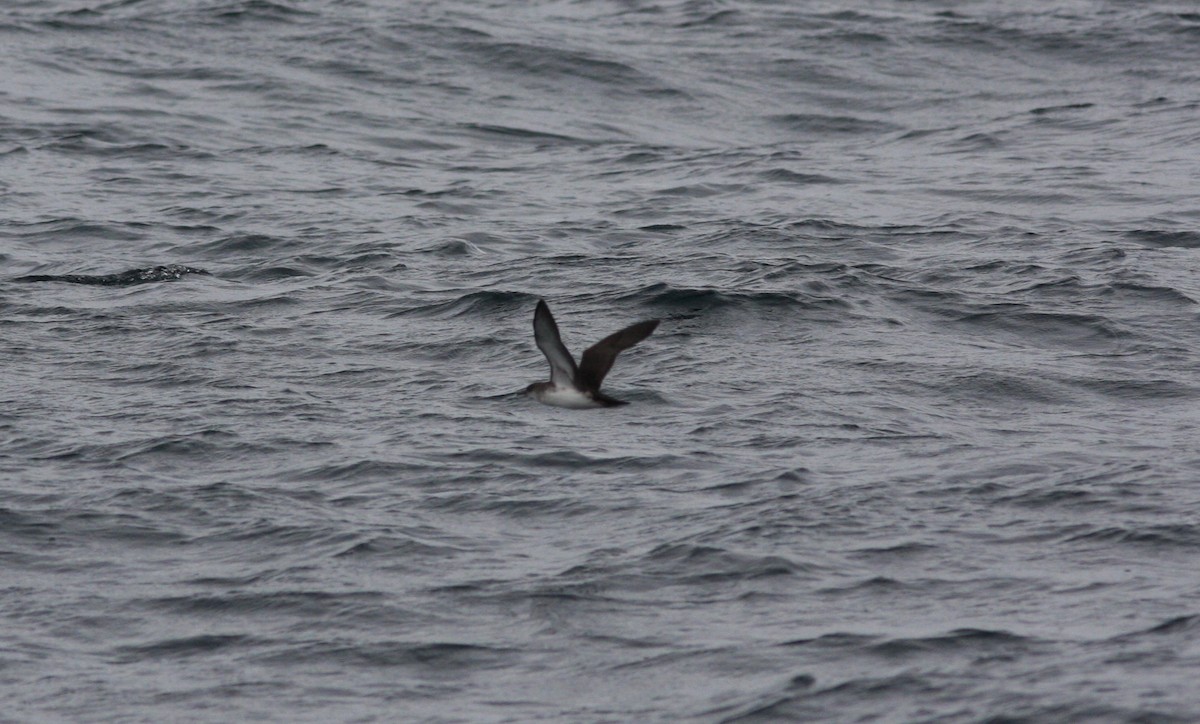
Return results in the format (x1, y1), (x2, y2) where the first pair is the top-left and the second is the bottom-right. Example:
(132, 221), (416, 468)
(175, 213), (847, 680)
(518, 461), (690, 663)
(526, 299), (659, 408)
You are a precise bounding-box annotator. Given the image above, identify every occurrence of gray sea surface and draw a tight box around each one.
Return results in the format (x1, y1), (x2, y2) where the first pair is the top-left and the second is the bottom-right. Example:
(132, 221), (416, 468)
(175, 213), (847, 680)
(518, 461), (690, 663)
(3, 0), (1200, 721)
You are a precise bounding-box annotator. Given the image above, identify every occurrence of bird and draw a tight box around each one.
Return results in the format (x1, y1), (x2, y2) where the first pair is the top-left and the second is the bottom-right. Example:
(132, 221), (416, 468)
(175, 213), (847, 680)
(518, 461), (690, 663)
(525, 299), (659, 408)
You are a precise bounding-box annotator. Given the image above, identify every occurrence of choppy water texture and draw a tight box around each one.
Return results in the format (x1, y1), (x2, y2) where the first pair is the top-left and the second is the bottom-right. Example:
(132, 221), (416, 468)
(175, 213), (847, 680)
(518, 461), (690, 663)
(3, 0), (1200, 721)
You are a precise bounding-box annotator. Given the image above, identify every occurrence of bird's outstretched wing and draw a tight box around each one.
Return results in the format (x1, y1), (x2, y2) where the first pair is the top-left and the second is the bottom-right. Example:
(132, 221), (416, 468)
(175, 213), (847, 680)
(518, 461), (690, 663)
(534, 300), (578, 387)
(577, 318), (659, 393)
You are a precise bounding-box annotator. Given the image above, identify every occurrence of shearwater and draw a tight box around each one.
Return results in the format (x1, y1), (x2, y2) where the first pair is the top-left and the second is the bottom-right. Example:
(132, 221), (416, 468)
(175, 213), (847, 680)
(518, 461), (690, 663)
(525, 299), (659, 409)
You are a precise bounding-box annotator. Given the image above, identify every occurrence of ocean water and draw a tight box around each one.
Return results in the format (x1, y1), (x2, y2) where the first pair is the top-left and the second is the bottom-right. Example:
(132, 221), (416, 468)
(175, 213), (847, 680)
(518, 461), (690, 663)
(3, 0), (1200, 720)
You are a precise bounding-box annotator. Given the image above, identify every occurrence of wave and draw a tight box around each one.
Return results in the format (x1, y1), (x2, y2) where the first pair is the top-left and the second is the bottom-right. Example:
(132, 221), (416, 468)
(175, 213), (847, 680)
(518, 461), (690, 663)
(15, 264), (210, 286)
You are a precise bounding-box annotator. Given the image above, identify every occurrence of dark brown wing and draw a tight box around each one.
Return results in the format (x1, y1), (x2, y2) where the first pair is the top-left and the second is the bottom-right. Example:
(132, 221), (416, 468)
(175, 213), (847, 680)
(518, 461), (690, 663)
(577, 319), (658, 393)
